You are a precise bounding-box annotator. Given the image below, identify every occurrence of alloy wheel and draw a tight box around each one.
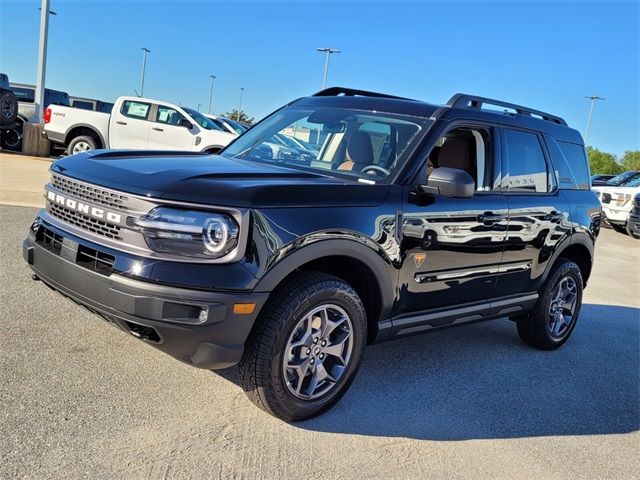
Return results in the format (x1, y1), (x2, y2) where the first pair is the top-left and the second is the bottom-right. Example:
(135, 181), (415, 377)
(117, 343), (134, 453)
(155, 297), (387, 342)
(548, 276), (578, 338)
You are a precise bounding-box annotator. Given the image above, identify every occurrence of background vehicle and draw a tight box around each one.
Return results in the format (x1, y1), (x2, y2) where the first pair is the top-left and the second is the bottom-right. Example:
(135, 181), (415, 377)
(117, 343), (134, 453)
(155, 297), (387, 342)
(2, 82), (70, 152)
(0, 73), (19, 127)
(595, 170), (640, 187)
(24, 87), (600, 422)
(626, 193), (640, 238)
(44, 96), (236, 154)
(70, 96), (114, 113)
(204, 114), (248, 135)
(590, 173), (616, 186)
(593, 176), (640, 234)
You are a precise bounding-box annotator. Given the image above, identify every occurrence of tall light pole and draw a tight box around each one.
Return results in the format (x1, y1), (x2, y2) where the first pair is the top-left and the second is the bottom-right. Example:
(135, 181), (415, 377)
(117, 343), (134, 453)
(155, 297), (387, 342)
(140, 47), (151, 97)
(34, 0), (57, 122)
(197, 104), (204, 112)
(238, 87), (245, 121)
(584, 95), (605, 145)
(316, 47), (340, 89)
(208, 75), (216, 114)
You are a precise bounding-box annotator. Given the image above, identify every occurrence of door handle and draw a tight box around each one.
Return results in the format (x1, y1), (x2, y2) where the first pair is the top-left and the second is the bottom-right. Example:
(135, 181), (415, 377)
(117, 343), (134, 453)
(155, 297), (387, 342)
(477, 212), (502, 224)
(152, 127), (164, 132)
(116, 121), (127, 125)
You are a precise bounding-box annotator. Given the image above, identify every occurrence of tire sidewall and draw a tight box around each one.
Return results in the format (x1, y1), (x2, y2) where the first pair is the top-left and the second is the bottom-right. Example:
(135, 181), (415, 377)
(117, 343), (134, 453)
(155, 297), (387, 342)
(68, 135), (97, 155)
(537, 262), (583, 347)
(267, 284), (367, 420)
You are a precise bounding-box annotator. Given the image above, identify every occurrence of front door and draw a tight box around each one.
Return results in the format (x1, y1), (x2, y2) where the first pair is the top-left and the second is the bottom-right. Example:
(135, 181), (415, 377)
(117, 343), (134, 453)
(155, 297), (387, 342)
(397, 125), (508, 315)
(147, 104), (196, 150)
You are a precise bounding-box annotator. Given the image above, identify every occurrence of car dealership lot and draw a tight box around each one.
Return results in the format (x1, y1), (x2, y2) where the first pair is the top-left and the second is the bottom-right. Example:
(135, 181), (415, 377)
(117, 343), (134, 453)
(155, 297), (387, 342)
(0, 205), (638, 479)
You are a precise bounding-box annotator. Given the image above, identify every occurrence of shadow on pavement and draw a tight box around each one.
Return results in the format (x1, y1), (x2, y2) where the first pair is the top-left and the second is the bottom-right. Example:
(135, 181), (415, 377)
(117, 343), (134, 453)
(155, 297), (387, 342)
(216, 303), (639, 440)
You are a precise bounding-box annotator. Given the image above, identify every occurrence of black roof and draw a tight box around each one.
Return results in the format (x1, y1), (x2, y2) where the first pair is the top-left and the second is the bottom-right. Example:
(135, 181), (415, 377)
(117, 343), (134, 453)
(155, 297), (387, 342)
(293, 86), (583, 145)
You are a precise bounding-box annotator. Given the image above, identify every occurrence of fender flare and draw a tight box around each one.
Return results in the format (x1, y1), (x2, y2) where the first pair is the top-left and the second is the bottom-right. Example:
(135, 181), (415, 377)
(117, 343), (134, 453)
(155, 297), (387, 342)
(536, 230), (594, 288)
(253, 238), (395, 322)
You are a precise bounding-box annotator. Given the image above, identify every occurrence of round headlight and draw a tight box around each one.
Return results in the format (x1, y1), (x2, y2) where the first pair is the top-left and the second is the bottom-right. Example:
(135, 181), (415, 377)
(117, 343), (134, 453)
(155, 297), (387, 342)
(204, 219), (229, 253)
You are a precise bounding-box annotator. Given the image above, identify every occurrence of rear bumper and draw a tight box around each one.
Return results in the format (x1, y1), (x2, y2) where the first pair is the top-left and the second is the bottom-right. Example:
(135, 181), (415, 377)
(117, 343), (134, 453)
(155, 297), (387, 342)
(23, 233), (269, 370)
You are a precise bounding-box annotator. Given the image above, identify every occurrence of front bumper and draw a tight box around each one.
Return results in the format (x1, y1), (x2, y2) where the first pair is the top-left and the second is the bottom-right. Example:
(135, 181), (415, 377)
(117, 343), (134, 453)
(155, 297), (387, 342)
(602, 205), (630, 224)
(23, 225), (269, 370)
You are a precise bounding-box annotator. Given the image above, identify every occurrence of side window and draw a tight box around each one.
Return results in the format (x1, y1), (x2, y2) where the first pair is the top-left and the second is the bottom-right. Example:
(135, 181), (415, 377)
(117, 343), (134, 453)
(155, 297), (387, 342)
(359, 122), (392, 166)
(121, 100), (151, 120)
(427, 127), (495, 191)
(556, 141), (590, 190)
(502, 129), (549, 193)
(209, 119), (228, 132)
(73, 100), (94, 110)
(156, 105), (184, 126)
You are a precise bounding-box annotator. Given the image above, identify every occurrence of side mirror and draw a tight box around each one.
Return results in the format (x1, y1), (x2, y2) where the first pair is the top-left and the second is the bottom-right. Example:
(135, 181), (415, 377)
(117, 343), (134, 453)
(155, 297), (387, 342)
(180, 119), (193, 129)
(418, 167), (475, 198)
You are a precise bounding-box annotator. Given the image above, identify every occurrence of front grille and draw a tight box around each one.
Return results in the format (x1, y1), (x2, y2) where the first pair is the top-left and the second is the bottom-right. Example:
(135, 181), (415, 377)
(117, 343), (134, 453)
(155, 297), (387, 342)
(36, 226), (64, 255)
(49, 203), (122, 240)
(52, 174), (128, 211)
(76, 244), (116, 276)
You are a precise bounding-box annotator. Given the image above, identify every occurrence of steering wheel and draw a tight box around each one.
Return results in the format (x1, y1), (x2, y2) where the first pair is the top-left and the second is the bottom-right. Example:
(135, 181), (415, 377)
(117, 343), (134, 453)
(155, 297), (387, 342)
(361, 165), (390, 177)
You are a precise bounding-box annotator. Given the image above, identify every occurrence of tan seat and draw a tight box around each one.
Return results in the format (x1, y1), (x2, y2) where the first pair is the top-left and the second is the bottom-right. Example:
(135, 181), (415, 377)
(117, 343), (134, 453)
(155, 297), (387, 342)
(437, 137), (474, 180)
(338, 132), (374, 172)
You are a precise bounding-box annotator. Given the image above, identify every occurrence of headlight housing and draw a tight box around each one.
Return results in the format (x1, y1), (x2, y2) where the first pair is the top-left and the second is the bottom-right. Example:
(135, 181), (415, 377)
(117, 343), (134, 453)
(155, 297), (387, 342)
(133, 208), (239, 258)
(611, 193), (631, 207)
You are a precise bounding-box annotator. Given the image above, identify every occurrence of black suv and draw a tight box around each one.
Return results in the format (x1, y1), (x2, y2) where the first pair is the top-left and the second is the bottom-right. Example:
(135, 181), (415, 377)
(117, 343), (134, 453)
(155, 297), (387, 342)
(23, 87), (600, 421)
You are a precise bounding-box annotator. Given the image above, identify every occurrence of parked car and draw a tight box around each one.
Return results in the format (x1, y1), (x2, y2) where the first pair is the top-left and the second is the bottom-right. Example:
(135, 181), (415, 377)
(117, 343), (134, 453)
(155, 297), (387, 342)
(0, 73), (19, 127)
(43, 96), (236, 154)
(23, 87), (600, 421)
(596, 170), (640, 187)
(626, 193), (640, 239)
(1, 82), (70, 152)
(204, 114), (248, 135)
(70, 96), (114, 114)
(590, 173), (616, 186)
(593, 176), (640, 234)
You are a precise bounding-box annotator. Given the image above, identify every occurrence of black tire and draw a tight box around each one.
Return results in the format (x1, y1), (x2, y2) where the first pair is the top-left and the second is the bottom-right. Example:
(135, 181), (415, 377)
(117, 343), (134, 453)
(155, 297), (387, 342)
(517, 259), (583, 350)
(68, 135), (97, 155)
(610, 223), (627, 234)
(0, 126), (22, 151)
(626, 222), (639, 239)
(238, 271), (367, 422)
(0, 90), (18, 126)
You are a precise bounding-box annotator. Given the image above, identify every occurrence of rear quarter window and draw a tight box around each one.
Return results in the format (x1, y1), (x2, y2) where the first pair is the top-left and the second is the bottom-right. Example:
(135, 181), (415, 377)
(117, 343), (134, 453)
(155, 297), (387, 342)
(556, 141), (590, 190)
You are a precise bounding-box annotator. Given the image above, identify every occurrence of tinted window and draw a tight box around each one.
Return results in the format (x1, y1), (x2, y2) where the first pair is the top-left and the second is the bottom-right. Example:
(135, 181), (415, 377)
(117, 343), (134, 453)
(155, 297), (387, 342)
(12, 86), (35, 103)
(97, 102), (114, 113)
(557, 141), (590, 190)
(45, 90), (69, 106)
(73, 100), (94, 110)
(121, 100), (151, 120)
(503, 129), (549, 192)
(156, 105), (185, 125)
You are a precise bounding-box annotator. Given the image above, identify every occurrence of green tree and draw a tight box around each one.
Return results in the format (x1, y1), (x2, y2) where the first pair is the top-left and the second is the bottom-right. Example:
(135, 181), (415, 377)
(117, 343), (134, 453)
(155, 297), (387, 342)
(224, 109), (254, 124)
(620, 150), (640, 171)
(587, 146), (622, 175)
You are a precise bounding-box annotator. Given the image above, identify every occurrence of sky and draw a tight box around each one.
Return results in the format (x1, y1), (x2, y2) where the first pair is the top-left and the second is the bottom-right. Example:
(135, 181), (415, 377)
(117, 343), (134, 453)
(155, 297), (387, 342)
(0, 0), (638, 157)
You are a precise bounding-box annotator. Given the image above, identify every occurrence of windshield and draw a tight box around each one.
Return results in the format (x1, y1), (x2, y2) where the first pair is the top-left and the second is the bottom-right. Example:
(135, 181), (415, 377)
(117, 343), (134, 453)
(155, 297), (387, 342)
(622, 176), (640, 188)
(223, 118), (248, 134)
(607, 171), (640, 186)
(221, 106), (431, 182)
(184, 108), (225, 131)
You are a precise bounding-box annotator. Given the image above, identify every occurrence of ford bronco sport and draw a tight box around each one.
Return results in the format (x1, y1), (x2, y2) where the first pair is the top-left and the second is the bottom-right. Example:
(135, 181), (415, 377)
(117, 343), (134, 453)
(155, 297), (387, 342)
(23, 87), (601, 421)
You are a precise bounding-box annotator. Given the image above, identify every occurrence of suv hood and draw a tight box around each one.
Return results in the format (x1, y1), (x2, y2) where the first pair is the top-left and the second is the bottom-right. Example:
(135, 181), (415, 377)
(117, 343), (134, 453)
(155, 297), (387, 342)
(51, 150), (388, 208)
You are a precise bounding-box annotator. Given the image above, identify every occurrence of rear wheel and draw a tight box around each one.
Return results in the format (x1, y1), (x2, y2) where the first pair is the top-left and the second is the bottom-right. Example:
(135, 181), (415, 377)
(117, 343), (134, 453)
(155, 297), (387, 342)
(517, 259), (583, 350)
(68, 135), (97, 155)
(1, 126), (22, 151)
(238, 272), (367, 421)
(0, 90), (18, 126)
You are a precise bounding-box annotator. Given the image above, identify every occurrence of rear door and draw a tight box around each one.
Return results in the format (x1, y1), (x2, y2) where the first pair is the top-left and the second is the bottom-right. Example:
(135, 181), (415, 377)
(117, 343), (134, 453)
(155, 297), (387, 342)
(110, 99), (152, 149)
(496, 127), (571, 296)
(398, 124), (508, 315)
(147, 104), (196, 150)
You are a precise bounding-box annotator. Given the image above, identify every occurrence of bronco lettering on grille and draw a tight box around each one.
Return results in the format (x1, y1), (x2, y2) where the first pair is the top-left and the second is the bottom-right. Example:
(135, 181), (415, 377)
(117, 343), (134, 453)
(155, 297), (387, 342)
(47, 190), (123, 225)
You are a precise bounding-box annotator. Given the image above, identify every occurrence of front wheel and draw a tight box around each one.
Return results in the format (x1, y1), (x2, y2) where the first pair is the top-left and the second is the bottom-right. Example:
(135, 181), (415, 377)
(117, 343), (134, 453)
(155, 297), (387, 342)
(238, 272), (367, 421)
(68, 135), (97, 155)
(626, 222), (639, 239)
(517, 259), (583, 350)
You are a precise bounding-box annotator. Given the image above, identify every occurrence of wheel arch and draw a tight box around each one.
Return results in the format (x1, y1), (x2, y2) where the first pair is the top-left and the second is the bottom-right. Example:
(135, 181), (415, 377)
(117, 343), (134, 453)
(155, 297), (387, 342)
(541, 232), (594, 288)
(65, 124), (105, 149)
(253, 239), (395, 344)
(202, 145), (223, 154)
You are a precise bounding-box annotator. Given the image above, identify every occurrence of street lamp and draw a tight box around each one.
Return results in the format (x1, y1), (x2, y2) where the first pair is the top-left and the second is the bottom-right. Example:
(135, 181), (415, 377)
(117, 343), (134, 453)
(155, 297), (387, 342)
(584, 95), (605, 145)
(238, 87), (245, 122)
(316, 47), (341, 89)
(208, 75), (216, 114)
(140, 47), (151, 97)
(197, 104), (203, 112)
(34, 0), (57, 122)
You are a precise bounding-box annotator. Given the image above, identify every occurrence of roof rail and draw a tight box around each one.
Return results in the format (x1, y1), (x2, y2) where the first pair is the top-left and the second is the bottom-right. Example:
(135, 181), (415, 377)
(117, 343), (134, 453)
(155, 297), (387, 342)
(447, 93), (567, 126)
(312, 86), (414, 101)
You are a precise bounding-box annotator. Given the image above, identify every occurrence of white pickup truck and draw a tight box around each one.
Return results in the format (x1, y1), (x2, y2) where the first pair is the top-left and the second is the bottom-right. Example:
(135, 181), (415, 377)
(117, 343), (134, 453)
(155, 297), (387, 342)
(43, 96), (237, 155)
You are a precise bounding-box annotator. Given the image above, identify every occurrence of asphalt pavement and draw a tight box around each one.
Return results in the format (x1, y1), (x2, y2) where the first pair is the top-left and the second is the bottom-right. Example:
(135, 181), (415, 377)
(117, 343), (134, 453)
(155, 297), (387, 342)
(1, 205), (638, 479)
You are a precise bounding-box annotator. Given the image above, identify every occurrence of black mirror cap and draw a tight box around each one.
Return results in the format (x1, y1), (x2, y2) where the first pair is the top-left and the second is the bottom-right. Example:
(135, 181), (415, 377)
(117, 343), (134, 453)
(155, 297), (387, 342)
(419, 167), (475, 198)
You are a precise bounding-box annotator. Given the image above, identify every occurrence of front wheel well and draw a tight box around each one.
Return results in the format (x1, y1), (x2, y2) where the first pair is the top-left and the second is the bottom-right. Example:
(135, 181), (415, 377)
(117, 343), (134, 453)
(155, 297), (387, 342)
(65, 127), (103, 148)
(557, 243), (592, 285)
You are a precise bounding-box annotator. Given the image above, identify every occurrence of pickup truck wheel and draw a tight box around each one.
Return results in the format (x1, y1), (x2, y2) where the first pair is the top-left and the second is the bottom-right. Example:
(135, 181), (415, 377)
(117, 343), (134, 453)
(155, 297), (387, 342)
(238, 272), (367, 422)
(68, 135), (97, 155)
(0, 90), (18, 126)
(626, 222), (639, 239)
(517, 260), (583, 350)
(1, 126), (22, 151)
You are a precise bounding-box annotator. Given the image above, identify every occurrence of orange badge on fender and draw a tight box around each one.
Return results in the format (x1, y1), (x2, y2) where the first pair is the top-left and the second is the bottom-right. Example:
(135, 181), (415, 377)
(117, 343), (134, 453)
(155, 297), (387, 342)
(413, 253), (426, 268)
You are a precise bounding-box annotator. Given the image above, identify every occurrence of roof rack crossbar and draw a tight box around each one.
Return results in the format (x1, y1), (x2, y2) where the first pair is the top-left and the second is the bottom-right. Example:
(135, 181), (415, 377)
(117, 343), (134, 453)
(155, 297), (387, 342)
(312, 86), (414, 101)
(447, 93), (567, 126)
